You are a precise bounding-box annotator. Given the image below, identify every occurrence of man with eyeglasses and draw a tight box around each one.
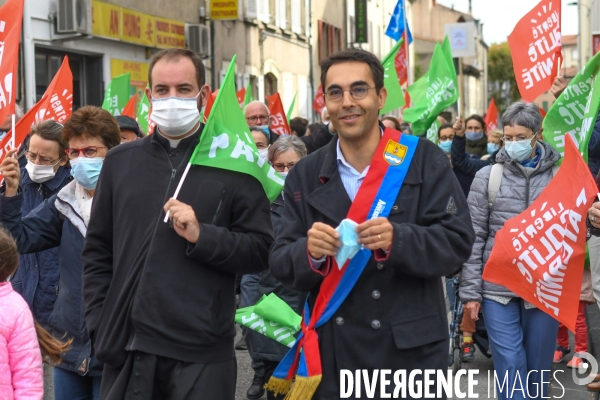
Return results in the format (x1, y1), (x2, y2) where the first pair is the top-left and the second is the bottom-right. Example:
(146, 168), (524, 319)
(81, 48), (273, 399)
(266, 48), (474, 399)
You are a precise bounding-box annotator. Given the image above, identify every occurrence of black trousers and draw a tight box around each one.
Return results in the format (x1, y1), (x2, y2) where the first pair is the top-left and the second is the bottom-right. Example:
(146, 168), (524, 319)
(100, 351), (236, 400)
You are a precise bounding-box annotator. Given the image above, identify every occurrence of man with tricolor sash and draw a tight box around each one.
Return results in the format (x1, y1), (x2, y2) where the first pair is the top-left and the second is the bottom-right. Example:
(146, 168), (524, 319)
(266, 48), (475, 399)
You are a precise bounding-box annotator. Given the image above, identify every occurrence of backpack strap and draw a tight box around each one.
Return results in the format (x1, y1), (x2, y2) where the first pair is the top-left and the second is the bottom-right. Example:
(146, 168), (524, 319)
(488, 163), (504, 210)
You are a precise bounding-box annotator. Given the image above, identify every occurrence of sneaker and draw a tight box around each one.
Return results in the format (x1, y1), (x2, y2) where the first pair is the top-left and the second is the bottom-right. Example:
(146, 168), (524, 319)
(568, 356), (584, 369)
(461, 341), (476, 362)
(235, 337), (247, 351)
(246, 375), (265, 400)
(553, 346), (570, 363)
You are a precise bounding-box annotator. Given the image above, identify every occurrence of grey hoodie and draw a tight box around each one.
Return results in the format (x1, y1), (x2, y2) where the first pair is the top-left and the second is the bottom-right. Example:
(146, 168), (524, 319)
(459, 140), (561, 303)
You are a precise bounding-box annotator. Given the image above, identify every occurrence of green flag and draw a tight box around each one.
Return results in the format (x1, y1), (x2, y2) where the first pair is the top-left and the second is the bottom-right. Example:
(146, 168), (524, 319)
(380, 38), (405, 115)
(102, 73), (131, 116)
(426, 118), (442, 143)
(244, 83), (254, 106)
(542, 51), (600, 164)
(137, 86), (151, 134)
(287, 92), (297, 121)
(235, 294), (301, 348)
(189, 55), (284, 202)
(403, 37), (458, 135)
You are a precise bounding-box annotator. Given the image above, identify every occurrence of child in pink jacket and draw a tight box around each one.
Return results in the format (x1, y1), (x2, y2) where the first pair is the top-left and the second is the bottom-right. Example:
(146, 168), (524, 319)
(0, 229), (43, 400)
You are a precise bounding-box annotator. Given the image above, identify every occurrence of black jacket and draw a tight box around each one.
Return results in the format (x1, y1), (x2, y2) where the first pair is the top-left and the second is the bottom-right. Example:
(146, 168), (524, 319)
(82, 126), (273, 368)
(451, 135), (498, 196)
(270, 135), (475, 398)
(269, 124), (334, 154)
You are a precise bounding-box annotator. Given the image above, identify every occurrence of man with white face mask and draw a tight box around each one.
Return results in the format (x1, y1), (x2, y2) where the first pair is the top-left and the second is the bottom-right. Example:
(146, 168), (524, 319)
(81, 48), (273, 399)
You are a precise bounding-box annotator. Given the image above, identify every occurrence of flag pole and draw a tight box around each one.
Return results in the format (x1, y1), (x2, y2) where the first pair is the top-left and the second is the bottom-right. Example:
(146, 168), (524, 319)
(11, 114), (16, 154)
(163, 162), (192, 223)
(402, 0), (410, 86)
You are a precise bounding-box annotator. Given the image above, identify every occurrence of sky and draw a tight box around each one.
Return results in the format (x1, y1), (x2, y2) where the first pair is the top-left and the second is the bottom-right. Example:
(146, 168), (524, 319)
(435, 0), (579, 46)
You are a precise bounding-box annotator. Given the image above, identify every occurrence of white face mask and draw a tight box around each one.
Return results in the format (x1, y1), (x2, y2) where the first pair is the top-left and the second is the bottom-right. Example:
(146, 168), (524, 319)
(258, 147), (269, 161)
(151, 93), (201, 137)
(25, 160), (59, 183)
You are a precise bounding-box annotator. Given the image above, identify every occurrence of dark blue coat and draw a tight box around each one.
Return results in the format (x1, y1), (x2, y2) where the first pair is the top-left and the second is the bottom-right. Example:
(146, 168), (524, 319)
(9, 166), (71, 328)
(0, 182), (102, 376)
(587, 113), (600, 177)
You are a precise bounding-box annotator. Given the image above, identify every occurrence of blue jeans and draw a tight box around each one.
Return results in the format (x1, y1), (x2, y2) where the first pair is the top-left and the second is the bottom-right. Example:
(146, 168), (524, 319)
(54, 367), (101, 400)
(483, 298), (558, 400)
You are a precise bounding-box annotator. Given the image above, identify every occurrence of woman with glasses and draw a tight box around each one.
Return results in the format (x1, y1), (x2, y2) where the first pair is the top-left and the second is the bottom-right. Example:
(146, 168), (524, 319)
(5, 120), (70, 330)
(249, 136), (308, 400)
(459, 102), (560, 400)
(0, 106), (121, 400)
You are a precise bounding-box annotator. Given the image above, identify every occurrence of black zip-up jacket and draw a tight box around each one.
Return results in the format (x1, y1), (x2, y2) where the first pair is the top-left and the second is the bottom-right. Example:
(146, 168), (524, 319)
(82, 126), (273, 368)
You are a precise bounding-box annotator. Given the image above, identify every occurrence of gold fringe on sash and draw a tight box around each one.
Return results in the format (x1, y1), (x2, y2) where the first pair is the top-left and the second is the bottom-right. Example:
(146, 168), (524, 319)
(265, 376), (293, 397)
(284, 375), (322, 400)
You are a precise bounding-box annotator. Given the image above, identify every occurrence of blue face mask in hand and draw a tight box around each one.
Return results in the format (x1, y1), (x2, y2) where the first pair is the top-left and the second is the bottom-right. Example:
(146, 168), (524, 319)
(438, 140), (452, 154)
(70, 157), (103, 190)
(465, 130), (484, 141)
(334, 219), (361, 268)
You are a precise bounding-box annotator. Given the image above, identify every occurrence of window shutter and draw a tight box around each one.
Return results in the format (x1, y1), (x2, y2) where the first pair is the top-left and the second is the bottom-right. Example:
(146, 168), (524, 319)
(258, 0), (270, 23)
(291, 0), (301, 33)
(246, 0), (258, 19)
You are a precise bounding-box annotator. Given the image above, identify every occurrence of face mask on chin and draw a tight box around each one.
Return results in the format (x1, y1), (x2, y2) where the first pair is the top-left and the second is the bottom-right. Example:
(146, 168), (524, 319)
(151, 93), (201, 137)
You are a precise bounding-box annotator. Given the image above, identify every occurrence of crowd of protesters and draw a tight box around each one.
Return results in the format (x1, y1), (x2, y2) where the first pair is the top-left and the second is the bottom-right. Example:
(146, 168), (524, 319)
(1, 45), (600, 400)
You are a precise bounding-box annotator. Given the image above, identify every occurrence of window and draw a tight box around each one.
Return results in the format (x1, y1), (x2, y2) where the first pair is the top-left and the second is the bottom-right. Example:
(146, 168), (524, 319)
(35, 48), (103, 109)
(291, 0), (302, 33)
(542, 101), (549, 111)
(276, 0), (287, 29)
(572, 48), (579, 60)
(318, 21), (343, 62)
(258, 0), (270, 23)
(264, 73), (278, 97)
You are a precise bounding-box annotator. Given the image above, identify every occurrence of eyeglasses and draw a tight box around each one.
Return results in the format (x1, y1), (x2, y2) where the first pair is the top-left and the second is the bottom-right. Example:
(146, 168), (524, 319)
(273, 162), (297, 172)
(65, 146), (107, 159)
(246, 115), (270, 124)
(26, 151), (62, 166)
(501, 135), (534, 143)
(324, 85), (375, 101)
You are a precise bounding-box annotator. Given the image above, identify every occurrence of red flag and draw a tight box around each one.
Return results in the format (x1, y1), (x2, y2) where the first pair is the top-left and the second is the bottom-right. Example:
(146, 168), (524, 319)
(484, 98), (499, 131)
(402, 88), (410, 112)
(394, 33), (409, 86)
(266, 93), (291, 136)
(236, 88), (246, 109)
(313, 85), (325, 115)
(202, 90), (218, 123)
(39, 56), (73, 124)
(482, 136), (597, 332)
(0, 0), (25, 124)
(121, 95), (137, 118)
(0, 95), (47, 164)
(508, 0), (561, 102)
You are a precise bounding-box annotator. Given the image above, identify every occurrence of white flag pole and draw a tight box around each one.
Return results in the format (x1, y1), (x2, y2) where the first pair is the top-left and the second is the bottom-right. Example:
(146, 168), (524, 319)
(11, 114), (16, 157)
(163, 162), (192, 223)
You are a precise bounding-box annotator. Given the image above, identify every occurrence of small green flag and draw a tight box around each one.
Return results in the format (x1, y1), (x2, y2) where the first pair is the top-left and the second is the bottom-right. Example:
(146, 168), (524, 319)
(426, 118), (442, 143)
(403, 36), (458, 135)
(287, 92), (297, 121)
(235, 294), (301, 348)
(102, 73), (131, 116)
(542, 51), (600, 165)
(190, 55), (284, 202)
(380, 38), (405, 115)
(244, 83), (254, 106)
(137, 85), (151, 134)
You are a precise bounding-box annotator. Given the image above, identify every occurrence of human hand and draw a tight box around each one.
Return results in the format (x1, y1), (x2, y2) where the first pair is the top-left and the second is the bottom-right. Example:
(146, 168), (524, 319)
(1, 149), (20, 197)
(356, 217), (393, 251)
(307, 222), (340, 259)
(453, 117), (465, 137)
(589, 202), (600, 229)
(550, 76), (567, 99)
(465, 301), (481, 321)
(163, 198), (201, 243)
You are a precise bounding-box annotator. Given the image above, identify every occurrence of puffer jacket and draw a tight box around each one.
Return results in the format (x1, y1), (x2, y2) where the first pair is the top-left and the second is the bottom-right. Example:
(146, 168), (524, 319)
(9, 166), (71, 328)
(460, 140), (561, 303)
(0, 282), (43, 400)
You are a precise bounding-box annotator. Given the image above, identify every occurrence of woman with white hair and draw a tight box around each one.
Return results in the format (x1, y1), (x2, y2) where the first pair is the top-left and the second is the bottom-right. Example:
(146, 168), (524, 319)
(459, 101), (560, 400)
